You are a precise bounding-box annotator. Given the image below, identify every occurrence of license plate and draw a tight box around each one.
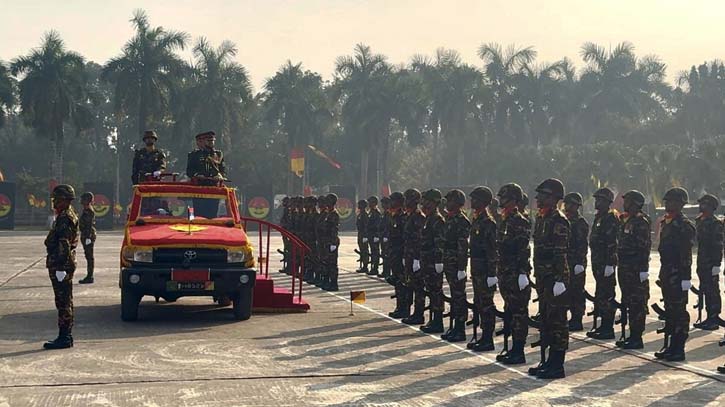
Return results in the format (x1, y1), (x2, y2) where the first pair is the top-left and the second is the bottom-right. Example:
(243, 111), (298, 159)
(166, 281), (215, 291)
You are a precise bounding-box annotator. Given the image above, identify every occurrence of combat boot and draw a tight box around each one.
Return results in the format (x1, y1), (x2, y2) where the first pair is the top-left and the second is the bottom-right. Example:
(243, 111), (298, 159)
(356, 265), (369, 274)
(388, 287), (403, 318)
(367, 266), (379, 277)
(326, 279), (339, 292)
(313, 274), (324, 287)
(616, 335), (644, 350)
(568, 316), (583, 332)
(693, 315), (721, 331)
(528, 356), (549, 376)
(472, 330), (495, 352)
(500, 340), (526, 365)
(402, 305), (424, 325)
(420, 312), (444, 334)
(587, 318), (615, 340)
(654, 343), (671, 359)
(79, 260), (94, 284)
(537, 350), (565, 379)
(43, 329), (73, 350)
(664, 334), (686, 362)
(303, 268), (314, 284)
(445, 319), (467, 343)
(718, 365), (725, 374)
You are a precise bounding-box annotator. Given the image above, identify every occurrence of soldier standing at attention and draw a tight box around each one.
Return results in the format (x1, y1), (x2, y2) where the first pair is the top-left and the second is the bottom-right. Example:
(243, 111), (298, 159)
(563, 192), (589, 331)
(314, 196), (328, 287)
(186, 131), (226, 185)
(440, 189), (471, 343)
(279, 197), (292, 274)
(615, 190), (651, 349)
(302, 196), (319, 284)
(44, 185), (79, 350)
(321, 194), (340, 292)
(77, 192), (97, 284)
(355, 199), (369, 274)
(367, 196), (383, 276)
(531, 178), (570, 379)
(495, 183), (532, 364)
(517, 192), (531, 220)
(588, 187), (620, 340)
(655, 187), (695, 361)
(419, 189), (446, 334)
(387, 192), (408, 318)
(131, 130), (166, 185)
(693, 194), (723, 330)
(468, 187), (498, 352)
(401, 189), (426, 325)
(489, 197), (503, 225)
(380, 196), (392, 279)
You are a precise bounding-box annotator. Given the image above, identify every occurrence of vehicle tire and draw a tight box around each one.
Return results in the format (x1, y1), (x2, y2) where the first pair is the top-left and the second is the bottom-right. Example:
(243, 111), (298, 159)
(121, 288), (141, 321)
(218, 295), (232, 307)
(232, 287), (253, 321)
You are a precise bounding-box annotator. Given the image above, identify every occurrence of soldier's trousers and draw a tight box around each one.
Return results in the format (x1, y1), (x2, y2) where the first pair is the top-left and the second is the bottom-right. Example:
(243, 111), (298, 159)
(444, 265), (467, 322)
(422, 258), (444, 312)
(82, 241), (94, 273)
(659, 266), (690, 338)
(326, 246), (339, 282)
(48, 269), (74, 331)
(617, 264), (649, 336)
(696, 266), (722, 317)
(499, 271), (531, 342)
(357, 235), (369, 269)
(592, 263), (617, 322)
(403, 256), (425, 311)
(381, 242), (390, 275)
(569, 265), (586, 319)
(471, 259), (496, 331)
(539, 275), (569, 351)
(369, 240), (380, 271)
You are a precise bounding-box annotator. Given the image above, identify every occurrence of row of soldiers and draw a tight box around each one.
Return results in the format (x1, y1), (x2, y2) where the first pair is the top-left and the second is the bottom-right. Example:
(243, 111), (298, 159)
(350, 180), (725, 377)
(279, 194), (341, 291)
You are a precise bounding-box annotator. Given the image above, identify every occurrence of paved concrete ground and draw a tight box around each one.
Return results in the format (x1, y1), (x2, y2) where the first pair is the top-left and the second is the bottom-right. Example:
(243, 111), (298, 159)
(0, 230), (723, 406)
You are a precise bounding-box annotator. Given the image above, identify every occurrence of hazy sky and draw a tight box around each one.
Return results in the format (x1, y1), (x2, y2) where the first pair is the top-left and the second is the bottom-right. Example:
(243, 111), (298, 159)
(2, 0), (724, 90)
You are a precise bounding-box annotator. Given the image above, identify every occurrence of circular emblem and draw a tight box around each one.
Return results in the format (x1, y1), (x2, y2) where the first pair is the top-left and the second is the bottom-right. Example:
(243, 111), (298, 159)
(0, 193), (12, 218)
(248, 197), (270, 219)
(169, 224), (208, 232)
(337, 197), (353, 220)
(92, 194), (111, 217)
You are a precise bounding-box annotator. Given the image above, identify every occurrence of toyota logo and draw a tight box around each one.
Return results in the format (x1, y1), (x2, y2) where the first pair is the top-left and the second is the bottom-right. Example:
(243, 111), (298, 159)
(184, 250), (198, 260)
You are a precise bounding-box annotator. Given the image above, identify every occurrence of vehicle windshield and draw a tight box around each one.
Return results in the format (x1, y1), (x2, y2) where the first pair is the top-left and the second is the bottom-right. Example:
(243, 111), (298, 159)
(139, 195), (232, 220)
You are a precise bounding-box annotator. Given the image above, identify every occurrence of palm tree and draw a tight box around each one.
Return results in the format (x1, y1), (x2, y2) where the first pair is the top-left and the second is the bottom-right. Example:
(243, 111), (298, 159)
(0, 62), (15, 128)
(674, 61), (725, 141)
(334, 44), (394, 197)
(11, 31), (87, 181)
(102, 9), (188, 135)
(263, 60), (327, 193)
(186, 38), (252, 150)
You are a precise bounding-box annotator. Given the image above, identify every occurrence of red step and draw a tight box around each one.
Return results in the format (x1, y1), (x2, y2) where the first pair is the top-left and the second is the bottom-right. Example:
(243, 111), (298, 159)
(252, 274), (310, 312)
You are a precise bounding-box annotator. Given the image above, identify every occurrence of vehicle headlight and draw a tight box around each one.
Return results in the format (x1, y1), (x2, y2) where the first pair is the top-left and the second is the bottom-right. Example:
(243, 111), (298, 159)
(227, 250), (246, 263)
(133, 249), (153, 263)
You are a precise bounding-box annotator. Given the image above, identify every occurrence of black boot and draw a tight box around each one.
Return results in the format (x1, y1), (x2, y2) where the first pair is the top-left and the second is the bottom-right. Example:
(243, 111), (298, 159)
(616, 334), (644, 350)
(440, 318), (454, 340)
(693, 315), (721, 331)
(79, 260), (94, 284)
(446, 319), (467, 343)
(356, 265), (369, 274)
(367, 266), (378, 276)
(472, 330), (495, 352)
(537, 349), (566, 379)
(654, 337), (671, 360)
(588, 318), (615, 340)
(528, 352), (548, 376)
(665, 334), (686, 362)
(718, 365), (725, 374)
(43, 328), (73, 350)
(327, 278), (339, 292)
(402, 305), (424, 325)
(388, 287), (403, 318)
(568, 316), (583, 332)
(500, 340), (526, 365)
(420, 312), (444, 334)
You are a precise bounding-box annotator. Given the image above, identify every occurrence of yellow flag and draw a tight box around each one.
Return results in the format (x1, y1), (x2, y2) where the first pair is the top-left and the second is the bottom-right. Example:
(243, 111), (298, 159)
(350, 290), (366, 304)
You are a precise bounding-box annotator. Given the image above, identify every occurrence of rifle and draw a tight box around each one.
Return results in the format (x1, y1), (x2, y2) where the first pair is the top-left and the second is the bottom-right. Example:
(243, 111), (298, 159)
(495, 309), (513, 359)
(690, 285), (704, 324)
(527, 314), (548, 368)
(585, 290), (600, 332)
(612, 298), (628, 343)
(651, 303), (669, 354)
(354, 249), (364, 272)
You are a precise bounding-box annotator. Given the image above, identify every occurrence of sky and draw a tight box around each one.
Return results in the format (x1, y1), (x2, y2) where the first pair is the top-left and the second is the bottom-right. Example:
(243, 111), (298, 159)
(1, 0), (724, 91)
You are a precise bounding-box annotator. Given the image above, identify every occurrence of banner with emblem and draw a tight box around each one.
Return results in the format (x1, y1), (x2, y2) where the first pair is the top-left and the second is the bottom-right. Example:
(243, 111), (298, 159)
(328, 185), (356, 231)
(83, 182), (115, 230)
(244, 184), (274, 221)
(0, 182), (16, 230)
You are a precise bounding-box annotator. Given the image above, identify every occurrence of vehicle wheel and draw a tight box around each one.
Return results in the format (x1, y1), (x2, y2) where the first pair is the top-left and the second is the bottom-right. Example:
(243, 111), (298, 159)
(232, 287), (253, 321)
(218, 295), (232, 307)
(121, 288), (141, 321)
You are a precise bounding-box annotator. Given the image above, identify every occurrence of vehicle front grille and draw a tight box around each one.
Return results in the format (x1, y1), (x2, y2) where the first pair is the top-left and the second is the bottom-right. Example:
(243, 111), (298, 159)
(153, 248), (227, 265)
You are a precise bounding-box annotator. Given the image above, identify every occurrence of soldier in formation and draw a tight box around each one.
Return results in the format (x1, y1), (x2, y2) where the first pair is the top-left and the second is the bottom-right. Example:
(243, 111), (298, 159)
(419, 189), (446, 334)
(440, 189), (470, 343)
(302, 196), (319, 284)
(380, 196), (392, 279)
(319, 194), (341, 291)
(387, 192), (408, 318)
(693, 194), (723, 331)
(401, 189), (426, 325)
(131, 130), (166, 185)
(77, 192), (97, 284)
(367, 196), (383, 276)
(563, 192), (588, 331)
(356, 199), (369, 273)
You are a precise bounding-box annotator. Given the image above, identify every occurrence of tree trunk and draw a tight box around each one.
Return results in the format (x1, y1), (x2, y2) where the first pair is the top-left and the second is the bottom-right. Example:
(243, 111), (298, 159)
(360, 148), (369, 199)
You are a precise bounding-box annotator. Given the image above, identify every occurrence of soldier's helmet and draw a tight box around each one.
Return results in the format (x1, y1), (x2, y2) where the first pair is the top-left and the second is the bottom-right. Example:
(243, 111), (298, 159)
(623, 190), (646, 208)
(497, 183), (524, 203)
(142, 130), (158, 140)
(357, 199), (368, 209)
(563, 192), (583, 206)
(380, 196), (391, 207)
(282, 196), (290, 206)
(535, 178), (565, 200)
(326, 193), (338, 206)
(390, 191), (405, 204)
(445, 189), (466, 206)
(195, 130), (216, 139)
(367, 196), (379, 205)
(421, 188), (442, 204)
(305, 195), (318, 205)
(51, 184), (76, 201)
(520, 192), (529, 207)
(697, 193), (720, 210)
(592, 187), (615, 202)
(404, 188), (422, 205)
(662, 187), (688, 204)
(80, 192), (94, 202)
(318, 195), (327, 207)
(469, 186), (493, 204)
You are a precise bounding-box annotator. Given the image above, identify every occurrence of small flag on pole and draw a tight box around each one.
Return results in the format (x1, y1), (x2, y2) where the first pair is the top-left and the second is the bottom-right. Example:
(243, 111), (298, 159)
(188, 206), (195, 221)
(350, 290), (366, 304)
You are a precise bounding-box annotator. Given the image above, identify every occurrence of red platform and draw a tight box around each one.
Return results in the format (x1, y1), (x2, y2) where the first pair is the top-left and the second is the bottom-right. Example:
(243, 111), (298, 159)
(252, 274), (310, 313)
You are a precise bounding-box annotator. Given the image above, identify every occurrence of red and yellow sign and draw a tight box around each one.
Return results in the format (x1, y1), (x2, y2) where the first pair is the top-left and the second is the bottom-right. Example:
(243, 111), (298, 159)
(0, 194), (12, 218)
(93, 194), (111, 217)
(337, 197), (353, 220)
(248, 197), (270, 219)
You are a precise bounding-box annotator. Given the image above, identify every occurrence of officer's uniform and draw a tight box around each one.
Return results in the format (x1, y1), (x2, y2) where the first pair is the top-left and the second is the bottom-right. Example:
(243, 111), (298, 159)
(186, 131), (226, 184)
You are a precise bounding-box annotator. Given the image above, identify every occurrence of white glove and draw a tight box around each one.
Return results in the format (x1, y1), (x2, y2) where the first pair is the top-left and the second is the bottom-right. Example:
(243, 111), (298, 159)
(604, 265), (615, 277)
(362, 238), (368, 243)
(713, 266), (721, 276)
(639, 272), (649, 283)
(330, 245), (337, 252)
(435, 263), (443, 274)
(85, 238), (92, 245)
(681, 280), (692, 291)
(486, 276), (498, 287)
(574, 264), (584, 275)
(553, 281), (567, 297)
(55, 271), (67, 282)
(412, 259), (421, 272)
(518, 274), (529, 291)
(383, 237), (388, 243)
(373, 237), (380, 243)
(457, 270), (467, 281)
(153, 170), (161, 177)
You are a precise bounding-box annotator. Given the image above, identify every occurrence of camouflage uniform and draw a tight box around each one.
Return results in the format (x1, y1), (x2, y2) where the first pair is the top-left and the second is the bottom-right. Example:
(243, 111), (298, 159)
(45, 207), (79, 332)
(368, 207), (383, 274)
(421, 209), (446, 313)
(356, 204), (369, 271)
(314, 204), (328, 285)
(380, 203), (392, 279)
(320, 201), (341, 291)
(470, 209), (498, 337)
(589, 209), (620, 328)
(132, 148), (166, 184)
(387, 207), (407, 315)
(79, 205), (96, 279)
(402, 207), (426, 318)
(302, 199), (319, 282)
(443, 210), (471, 322)
(616, 211), (651, 339)
(186, 148), (226, 184)
(566, 212), (589, 323)
(497, 208), (532, 344)
(695, 213), (723, 322)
